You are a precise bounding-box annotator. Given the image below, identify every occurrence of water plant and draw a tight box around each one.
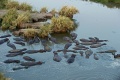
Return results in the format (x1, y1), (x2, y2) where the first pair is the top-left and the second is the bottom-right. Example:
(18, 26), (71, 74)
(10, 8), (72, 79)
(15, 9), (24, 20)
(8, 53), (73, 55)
(59, 6), (79, 18)
(51, 16), (74, 33)
(40, 7), (48, 13)
(1, 8), (18, 30)
(38, 23), (52, 38)
(0, 73), (11, 80)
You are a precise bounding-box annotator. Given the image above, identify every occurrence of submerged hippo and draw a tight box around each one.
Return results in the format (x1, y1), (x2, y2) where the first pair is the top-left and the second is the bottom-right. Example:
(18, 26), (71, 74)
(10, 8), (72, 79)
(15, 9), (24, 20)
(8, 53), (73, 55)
(4, 59), (20, 64)
(27, 39), (35, 45)
(0, 38), (9, 45)
(70, 32), (77, 40)
(53, 51), (62, 62)
(33, 36), (40, 43)
(20, 61), (44, 67)
(90, 43), (107, 48)
(73, 47), (89, 50)
(0, 34), (11, 38)
(23, 56), (35, 62)
(94, 37), (108, 42)
(64, 42), (72, 50)
(44, 44), (52, 52)
(79, 51), (84, 56)
(80, 38), (90, 42)
(80, 42), (97, 45)
(85, 49), (93, 59)
(63, 37), (73, 43)
(8, 48), (27, 53)
(14, 41), (25, 46)
(7, 40), (16, 50)
(113, 54), (120, 58)
(12, 66), (29, 71)
(73, 40), (80, 45)
(67, 54), (76, 64)
(97, 50), (117, 55)
(6, 52), (25, 57)
(48, 36), (58, 44)
(24, 50), (40, 54)
(93, 53), (99, 60)
(13, 37), (25, 42)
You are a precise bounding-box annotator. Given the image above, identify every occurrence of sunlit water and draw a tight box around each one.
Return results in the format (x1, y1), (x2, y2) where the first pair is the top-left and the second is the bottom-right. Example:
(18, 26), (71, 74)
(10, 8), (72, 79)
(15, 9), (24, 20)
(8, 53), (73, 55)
(0, 0), (120, 80)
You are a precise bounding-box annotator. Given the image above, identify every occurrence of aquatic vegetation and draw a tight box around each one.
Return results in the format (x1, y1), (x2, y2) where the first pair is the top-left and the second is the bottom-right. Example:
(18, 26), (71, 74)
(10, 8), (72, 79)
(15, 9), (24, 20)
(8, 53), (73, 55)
(1, 8), (18, 30)
(59, 6), (79, 18)
(5, 0), (32, 11)
(51, 16), (74, 33)
(19, 3), (32, 11)
(22, 28), (39, 39)
(0, 73), (11, 80)
(38, 24), (52, 38)
(40, 7), (48, 13)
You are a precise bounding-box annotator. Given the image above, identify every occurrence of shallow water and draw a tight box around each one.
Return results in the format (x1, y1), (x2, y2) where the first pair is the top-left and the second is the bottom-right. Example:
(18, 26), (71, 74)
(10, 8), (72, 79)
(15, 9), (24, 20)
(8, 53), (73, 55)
(0, 0), (120, 80)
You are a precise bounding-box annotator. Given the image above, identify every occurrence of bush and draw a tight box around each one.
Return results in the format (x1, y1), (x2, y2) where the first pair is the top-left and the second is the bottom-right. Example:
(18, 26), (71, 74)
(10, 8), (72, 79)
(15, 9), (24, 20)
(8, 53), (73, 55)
(5, 0), (19, 9)
(40, 7), (48, 13)
(1, 8), (18, 30)
(59, 6), (79, 18)
(19, 3), (32, 11)
(49, 8), (58, 16)
(38, 24), (52, 38)
(0, 0), (8, 9)
(51, 16), (74, 33)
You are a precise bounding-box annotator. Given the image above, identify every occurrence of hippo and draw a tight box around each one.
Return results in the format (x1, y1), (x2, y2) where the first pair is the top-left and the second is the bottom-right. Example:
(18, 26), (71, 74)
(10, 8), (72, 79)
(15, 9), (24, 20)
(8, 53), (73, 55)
(63, 37), (73, 43)
(89, 37), (97, 42)
(27, 39), (35, 45)
(80, 42), (98, 45)
(33, 36), (40, 43)
(85, 49), (93, 59)
(53, 51), (62, 62)
(64, 42), (72, 50)
(20, 61), (44, 67)
(0, 34), (11, 38)
(70, 32), (77, 40)
(12, 66), (29, 71)
(48, 36), (58, 44)
(56, 49), (77, 53)
(44, 44), (52, 52)
(23, 56), (35, 62)
(13, 37), (25, 42)
(7, 40), (16, 50)
(6, 52), (25, 57)
(97, 50), (117, 55)
(75, 44), (88, 49)
(4, 59), (20, 64)
(73, 47), (89, 50)
(113, 54), (120, 58)
(39, 49), (46, 53)
(94, 37), (108, 42)
(14, 41), (25, 46)
(24, 50), (40, 54)
(80, 38), (90, 42)
(79, 51), (84, 56)
(67, 54), (76, 64)
(73, 40), (80, 45)
(93, 53), (99, 60)
(41, 39), (47, 46)
(8, 48), (27, 53)
(90, 43), (107, 48)
(0, 38), (9, 45)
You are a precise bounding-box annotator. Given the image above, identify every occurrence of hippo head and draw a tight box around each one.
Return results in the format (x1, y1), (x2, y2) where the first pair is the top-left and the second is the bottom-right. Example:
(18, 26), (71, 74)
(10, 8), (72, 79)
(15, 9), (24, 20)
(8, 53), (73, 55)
(102, 43), (107, 45)
(37, 61), (43, 65)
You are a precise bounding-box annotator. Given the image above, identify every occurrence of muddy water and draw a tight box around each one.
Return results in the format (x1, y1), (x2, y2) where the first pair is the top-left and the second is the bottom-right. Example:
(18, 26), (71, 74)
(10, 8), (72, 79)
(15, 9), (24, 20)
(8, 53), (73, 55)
(0, 0), (120, 80)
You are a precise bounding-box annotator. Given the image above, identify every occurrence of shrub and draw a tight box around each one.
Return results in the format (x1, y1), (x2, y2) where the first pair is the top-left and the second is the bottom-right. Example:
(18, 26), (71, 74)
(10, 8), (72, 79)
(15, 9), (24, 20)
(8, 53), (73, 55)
(22, 28), (39, 39)
(0, 73), (11, 80)
(40, 7), (48, 13)
(5, 0), (19, 9)
(51, 16), (74, 33)
(49, 8), (58, 16)
(38, 24), (52, 38)
(19, 3), (32, 11)
(59, 6), (79, 18)
(0, 0), (8, 9)
(1, 8), (18, 30)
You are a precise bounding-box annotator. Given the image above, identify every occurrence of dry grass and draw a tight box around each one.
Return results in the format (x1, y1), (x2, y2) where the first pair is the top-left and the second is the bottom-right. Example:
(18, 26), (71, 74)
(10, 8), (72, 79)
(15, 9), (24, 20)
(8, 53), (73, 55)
(40, 7), (48, 13)
(49, 8), (58, 16)
(59, 6), (79, 18)
(51, 16), (74, 33)
(19, 3), (32, 11)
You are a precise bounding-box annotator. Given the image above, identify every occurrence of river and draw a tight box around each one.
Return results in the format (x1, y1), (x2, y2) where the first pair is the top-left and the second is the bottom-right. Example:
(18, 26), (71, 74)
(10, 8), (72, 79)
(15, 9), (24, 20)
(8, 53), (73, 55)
(0, 0), (120, 80)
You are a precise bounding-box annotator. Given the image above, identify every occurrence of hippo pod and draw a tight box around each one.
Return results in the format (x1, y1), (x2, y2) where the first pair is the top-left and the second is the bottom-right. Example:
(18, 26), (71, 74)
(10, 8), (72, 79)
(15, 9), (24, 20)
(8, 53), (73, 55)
(67, 54), (76, 64)
(8, 48), (27, 53)
(0, 38), (9, 45)
(20, 61), (44, 67)
(85, 49), (93, 59)
(6, 52), (25, 57)
(4, 59), (20, 64)
(90, 43), (107, 48)
(14, 41), (25, 46)
(53, 51), (62, 62)
(23, 56), (35, 62)
(0, 34), (11, 38)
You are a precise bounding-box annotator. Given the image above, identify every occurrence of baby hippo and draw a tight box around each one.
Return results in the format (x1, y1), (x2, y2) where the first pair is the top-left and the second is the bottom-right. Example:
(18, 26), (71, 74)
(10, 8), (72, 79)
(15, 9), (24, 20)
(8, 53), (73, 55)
(67, 54), (76, 64)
